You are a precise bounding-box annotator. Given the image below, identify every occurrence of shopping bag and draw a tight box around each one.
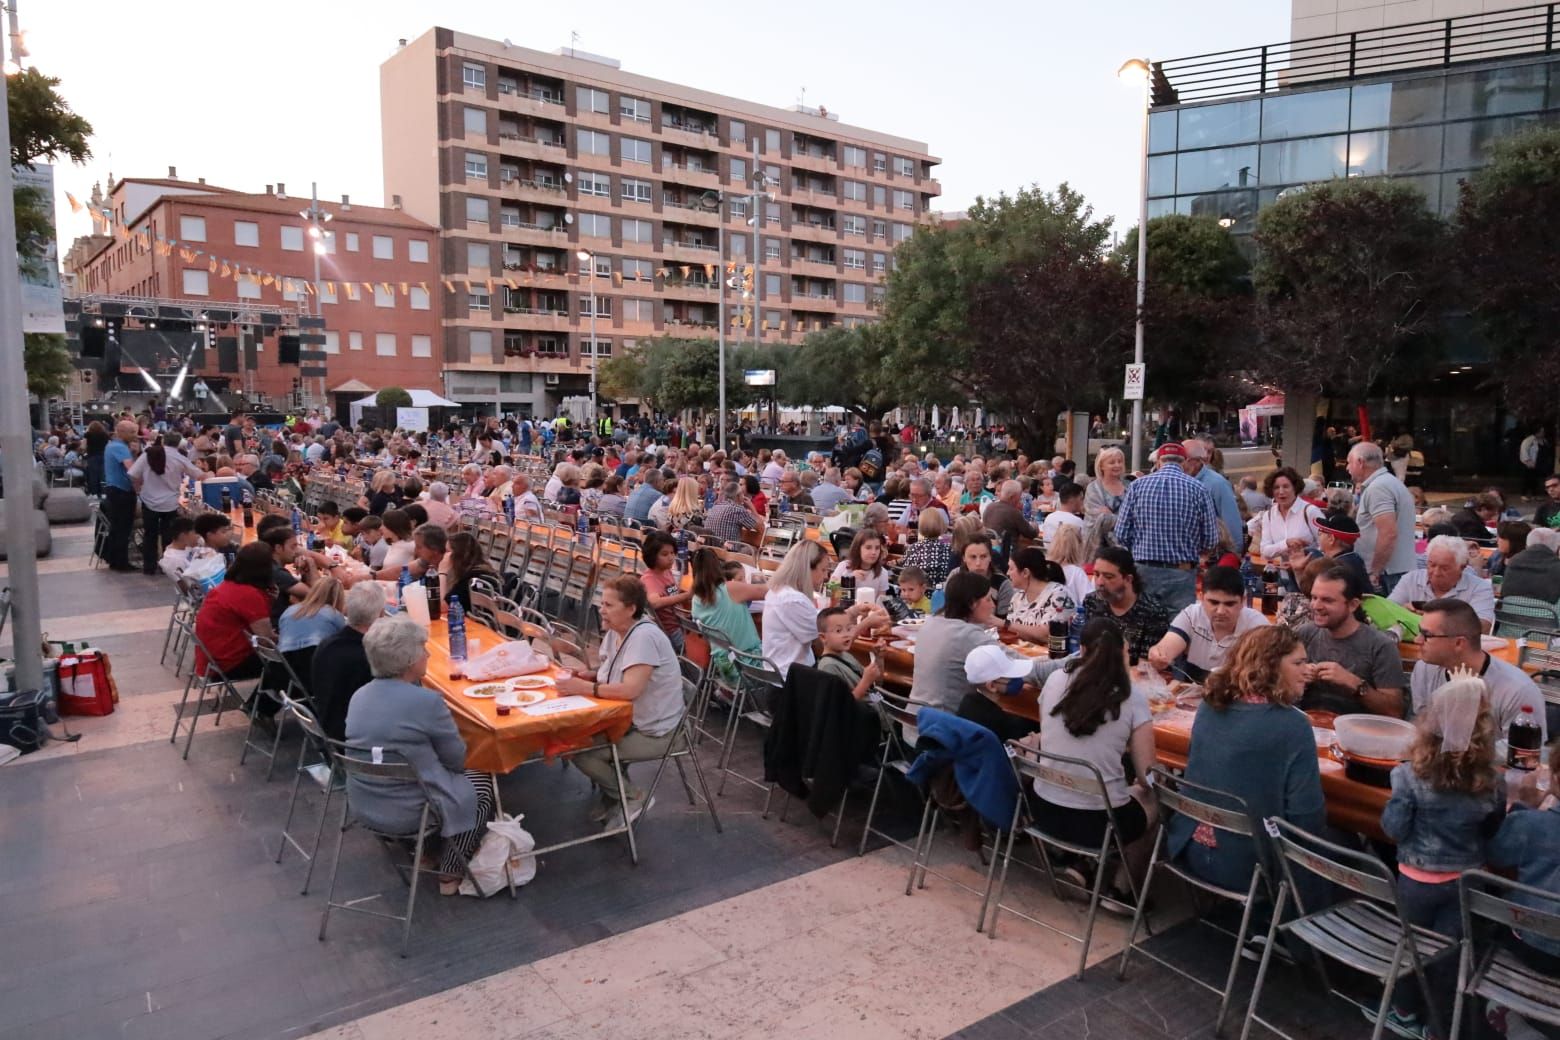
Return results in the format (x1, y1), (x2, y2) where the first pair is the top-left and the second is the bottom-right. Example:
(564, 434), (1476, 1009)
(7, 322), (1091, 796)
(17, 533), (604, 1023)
(458, 813), (538, 897)
(57, 649), (118, 716)
(462, 641), (550, 681)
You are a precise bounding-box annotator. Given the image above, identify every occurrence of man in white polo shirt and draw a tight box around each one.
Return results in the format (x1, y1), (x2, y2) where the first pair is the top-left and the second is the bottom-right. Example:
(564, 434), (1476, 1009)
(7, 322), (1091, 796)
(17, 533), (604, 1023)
(1389, 534), (1497, 633)
(1147, 565), (1269, 681)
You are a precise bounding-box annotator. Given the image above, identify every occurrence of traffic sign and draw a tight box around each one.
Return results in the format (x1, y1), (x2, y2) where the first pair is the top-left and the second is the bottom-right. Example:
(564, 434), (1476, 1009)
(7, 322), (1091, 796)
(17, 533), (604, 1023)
(1123, 363), (1145, 401)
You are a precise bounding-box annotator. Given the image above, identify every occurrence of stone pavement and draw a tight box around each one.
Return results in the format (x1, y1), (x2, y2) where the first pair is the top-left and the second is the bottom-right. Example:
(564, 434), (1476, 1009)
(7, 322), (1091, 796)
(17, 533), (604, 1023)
(0, 523), (1376, 1039)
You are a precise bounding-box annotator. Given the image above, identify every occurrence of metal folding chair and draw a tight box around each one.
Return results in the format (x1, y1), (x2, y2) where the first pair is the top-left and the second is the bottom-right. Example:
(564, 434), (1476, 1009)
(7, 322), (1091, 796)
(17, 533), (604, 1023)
(160, 580), (201, 675)
(1118, 767), (1267, 1036)
(639, 677), (723, 834)
(169, 629), (264, 761)
(1495, 597), (1560, 638)
(273, 699), (344, 895)
(858, 689), (923, 856)
(1451, 869), (1560, 1038)
(1241, 816), (1455, 1040)
(243, 637), (313, 780)
(715, 656), (784, 810)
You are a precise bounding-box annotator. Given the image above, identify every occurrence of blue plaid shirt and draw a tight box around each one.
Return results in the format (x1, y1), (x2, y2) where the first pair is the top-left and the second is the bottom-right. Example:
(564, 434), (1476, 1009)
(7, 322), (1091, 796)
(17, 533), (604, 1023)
(1114, 461), (1220, 565)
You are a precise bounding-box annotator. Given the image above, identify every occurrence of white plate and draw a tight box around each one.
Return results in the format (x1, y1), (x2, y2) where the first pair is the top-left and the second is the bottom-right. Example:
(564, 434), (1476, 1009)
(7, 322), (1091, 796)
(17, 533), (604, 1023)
(508, 675), (555, 691)
(889, 640), (916, 653)
(1481, 635), (1509, 652)
(498, 688), (547, 708)
(464, 683), (507, 699)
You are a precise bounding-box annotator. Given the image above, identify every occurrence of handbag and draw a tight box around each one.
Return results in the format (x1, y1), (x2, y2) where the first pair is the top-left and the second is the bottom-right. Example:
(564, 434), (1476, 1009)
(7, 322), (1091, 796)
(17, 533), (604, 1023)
(57, 649), (119, 717)
(0, 689), (49, 753)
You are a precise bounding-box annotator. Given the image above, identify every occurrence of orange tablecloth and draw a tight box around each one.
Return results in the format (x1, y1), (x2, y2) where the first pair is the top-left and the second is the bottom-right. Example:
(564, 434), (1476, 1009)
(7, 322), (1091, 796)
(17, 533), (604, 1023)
(422, 617), (632, 773)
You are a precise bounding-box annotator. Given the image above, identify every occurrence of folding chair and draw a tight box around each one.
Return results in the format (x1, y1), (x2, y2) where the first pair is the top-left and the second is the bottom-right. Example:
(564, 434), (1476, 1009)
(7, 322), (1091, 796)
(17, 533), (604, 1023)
(858, 689), (923, 856)
(161, 580), (201, 674)
(715, 656), (785, 810)
(273, 699), (344, 895)
(1495, 598), (1560, 639)
(1118, 767), (1268, 1036)
(317, 746), (478, 957)
(243, 638), (313, 781)
(984, 743), (1145, 979)
(560, 546), (599, 631)
(169, 630), (264, 761)
(640, 677), (723, 833)
(1241, 817), (1455, 1040)
(89, 506), (110, 569)
(1451, 869), (1560, 1039)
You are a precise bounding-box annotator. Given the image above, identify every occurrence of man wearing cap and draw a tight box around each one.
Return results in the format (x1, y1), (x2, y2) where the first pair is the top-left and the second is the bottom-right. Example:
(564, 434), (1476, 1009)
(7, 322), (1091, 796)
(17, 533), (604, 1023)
(1289, 512), (1370, 591)
(1112, 442), (1221, 613)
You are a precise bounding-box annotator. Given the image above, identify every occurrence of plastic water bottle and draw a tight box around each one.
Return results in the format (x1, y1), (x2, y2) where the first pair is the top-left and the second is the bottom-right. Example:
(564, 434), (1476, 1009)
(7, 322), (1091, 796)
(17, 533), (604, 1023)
(778, 492), (791, 515)
(398, 565), (412, 602)
(676, 528), (690, 570)
(291, 506), (303, 539)
(1067, 609), (1085, 656)
(704, 487), (716, 511)
(577, 510), (591, 546)
(447, 596), (468, 678)
(1239, 556), (1261, 607)
(503, 493), (515, 524)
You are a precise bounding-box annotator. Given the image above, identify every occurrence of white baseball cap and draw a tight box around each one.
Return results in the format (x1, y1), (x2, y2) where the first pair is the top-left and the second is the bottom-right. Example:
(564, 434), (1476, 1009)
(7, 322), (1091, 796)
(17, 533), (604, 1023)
(964, 644), (1033, 685)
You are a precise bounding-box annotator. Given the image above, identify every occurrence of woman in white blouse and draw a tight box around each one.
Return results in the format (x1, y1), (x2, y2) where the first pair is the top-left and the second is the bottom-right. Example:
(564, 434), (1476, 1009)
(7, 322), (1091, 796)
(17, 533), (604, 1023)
(1250, 466), (1324, 561)
(1001, 548), (1077, 644)
(761, 541), (883, 678)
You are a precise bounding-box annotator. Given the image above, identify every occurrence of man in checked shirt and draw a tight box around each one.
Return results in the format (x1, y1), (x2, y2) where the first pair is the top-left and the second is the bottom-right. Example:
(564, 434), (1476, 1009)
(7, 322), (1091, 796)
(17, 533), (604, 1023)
(1112, 441), (1221, 613)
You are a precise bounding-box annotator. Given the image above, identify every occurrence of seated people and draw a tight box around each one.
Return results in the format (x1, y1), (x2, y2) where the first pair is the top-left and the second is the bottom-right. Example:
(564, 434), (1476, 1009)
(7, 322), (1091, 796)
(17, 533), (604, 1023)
(1040, 482), (1086, 545)
(278, 576), (347, 652)
(438, 531), (499, 614)
(761, 540), (882, 678)
(344, 616), (496, 895)
(1001, 548), (1077, 644)
(689, 549), (764, 681)
(1389, 535), (1497, 633)
(1147, 565), (1269, 681)
(1284, 512), (1369, 592)
(899, 507), (952, 587)
(193, 543), (275, 683)
(1080, 547), (1171, 665)
(1499, 525), (1560, 604)
(910, 570), (1000, 712)
(1487, 740), (1560, 1029)
(815, 606), (885, 702)
(831, 529), (892, 599)
(310, 582), (383, 740)
(946, 534), (1014, 617)
(1294, 563), (1406, 716)
(158, 516), (217, 581)
(1409, 598), (1548, 741)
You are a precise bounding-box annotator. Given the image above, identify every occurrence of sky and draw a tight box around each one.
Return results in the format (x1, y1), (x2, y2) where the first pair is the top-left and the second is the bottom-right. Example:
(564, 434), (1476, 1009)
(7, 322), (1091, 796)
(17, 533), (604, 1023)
(25, 0), (1290, 247)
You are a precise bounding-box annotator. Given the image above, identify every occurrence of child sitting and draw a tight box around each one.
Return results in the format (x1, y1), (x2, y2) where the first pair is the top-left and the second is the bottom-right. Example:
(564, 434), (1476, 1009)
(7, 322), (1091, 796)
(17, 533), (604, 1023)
(158, 516), (215, 581)
(1487, 740), (1560, 1040)
(883, 565), (932, 622)
(814, 606), (883, 700)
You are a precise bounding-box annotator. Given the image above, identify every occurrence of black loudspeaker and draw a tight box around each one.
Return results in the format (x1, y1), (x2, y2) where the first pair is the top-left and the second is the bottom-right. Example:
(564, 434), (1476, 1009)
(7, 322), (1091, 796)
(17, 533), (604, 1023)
(217, 337), (239, 374)
(278, 335), (301, 364)
(79, 325), (106, 358)
(104, 337), (121, 376)
(244, 334), (258, 371)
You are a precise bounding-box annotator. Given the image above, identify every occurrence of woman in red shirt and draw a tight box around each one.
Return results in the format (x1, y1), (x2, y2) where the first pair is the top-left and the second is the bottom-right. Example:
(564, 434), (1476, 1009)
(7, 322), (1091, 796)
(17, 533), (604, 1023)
(638, 531), (692, 654)
(194, 542), (276, 681)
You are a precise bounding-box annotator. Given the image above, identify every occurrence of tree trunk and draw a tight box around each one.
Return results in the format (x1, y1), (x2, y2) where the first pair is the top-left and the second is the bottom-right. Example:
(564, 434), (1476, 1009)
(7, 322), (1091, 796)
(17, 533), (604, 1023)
(1282, 391), (1320, 480)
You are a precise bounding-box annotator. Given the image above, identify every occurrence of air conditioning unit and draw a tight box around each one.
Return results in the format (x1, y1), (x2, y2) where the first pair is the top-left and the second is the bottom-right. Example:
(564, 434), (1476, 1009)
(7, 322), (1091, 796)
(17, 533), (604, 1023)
(545, 373), (560, 386)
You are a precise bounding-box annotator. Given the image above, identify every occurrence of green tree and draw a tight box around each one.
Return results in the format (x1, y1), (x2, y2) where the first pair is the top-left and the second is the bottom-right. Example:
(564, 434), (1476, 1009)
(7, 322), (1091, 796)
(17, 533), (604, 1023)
(24, 333), (71, 398)
(1455, 126), (1560, 422)
(375, 386), (413, 409)
(781, 324), (898, 421)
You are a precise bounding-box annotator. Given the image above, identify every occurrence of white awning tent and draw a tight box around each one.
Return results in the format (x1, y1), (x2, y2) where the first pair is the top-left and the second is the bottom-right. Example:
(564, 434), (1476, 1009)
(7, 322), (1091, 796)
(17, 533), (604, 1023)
(349, 389), (461, 429)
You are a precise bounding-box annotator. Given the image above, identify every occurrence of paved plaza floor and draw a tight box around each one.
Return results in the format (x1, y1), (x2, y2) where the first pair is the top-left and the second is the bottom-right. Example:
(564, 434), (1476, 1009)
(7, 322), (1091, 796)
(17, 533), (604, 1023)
(1, 523), (1379, 1039)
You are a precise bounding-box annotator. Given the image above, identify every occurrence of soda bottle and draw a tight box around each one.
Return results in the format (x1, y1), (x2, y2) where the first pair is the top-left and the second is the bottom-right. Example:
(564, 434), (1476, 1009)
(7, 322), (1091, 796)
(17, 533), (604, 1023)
(447, 596), (468, 678)
(241, 491), (254, 531)
(220, 488), (233, 515)
(1508, 705), (1543, 770)
(425, 577), (441, 621)
(1047, 620), (1068, 659)
(1261, 563), (1280, 616)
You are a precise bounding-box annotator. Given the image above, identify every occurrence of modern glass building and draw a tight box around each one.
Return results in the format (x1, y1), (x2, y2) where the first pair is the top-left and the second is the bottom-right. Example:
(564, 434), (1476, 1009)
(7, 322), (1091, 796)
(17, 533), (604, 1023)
(1146, 5), (1560, 477)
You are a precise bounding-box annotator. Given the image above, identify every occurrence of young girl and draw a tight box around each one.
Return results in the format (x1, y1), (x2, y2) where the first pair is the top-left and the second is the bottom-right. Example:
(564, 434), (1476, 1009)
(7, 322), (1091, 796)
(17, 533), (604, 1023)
(831, 529), (891, 598)
(1379, 675), (1506, 1038)
(278, 576), (347, 653)
(639, 531), (692, 653)
(439, 531), (499, 614)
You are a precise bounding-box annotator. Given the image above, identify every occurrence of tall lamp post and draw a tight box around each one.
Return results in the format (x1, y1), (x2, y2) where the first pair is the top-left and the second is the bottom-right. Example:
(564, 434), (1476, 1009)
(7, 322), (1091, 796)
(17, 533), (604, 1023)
(1119, 57), (1152, 473)
(575, 248), (597, 434)
(300, 183), (332, 411)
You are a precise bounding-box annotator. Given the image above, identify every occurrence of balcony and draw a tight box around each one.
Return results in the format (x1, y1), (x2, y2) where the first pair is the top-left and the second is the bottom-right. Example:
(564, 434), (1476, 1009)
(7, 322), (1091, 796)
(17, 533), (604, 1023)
(922, 177), (942, 197)
(501, 307), (571, 333)
(789, 150), (838, 175)
(791, 290), (840, 311)
(788, 256), (839, 279)
(496, 86), (567, 120)
(663, 315), (719, 332)
(661, 198), (722, 227)
(787, 220), (839, 245)
(500, 223), (571, 250)
(500, 261), (570, 288)
(790, 187), (839, 208)
(658, 277), (721, 302)
(661, 162), (721, 191)
(660, 238), (720, 264)
(501, 175), (568, 205)
(497, 132), (567, 163)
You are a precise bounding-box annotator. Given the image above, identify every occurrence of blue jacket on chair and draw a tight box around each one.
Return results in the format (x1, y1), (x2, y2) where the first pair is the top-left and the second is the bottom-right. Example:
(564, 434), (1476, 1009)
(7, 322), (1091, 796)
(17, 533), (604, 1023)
(905, 707), (1019, 830)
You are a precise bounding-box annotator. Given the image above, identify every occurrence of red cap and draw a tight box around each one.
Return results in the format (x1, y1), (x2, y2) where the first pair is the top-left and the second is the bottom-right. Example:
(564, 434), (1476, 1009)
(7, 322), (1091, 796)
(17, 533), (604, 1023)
(1155, 442), (1187, 460)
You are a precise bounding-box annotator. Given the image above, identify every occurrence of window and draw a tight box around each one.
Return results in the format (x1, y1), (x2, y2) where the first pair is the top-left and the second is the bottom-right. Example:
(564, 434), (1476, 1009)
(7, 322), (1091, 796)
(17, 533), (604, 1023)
(577, 86), (609, 114)
(892, 222), (912, 243)
(843, 283), (867, 304)
(468, 290), (491, 312)
(374, 285), (395, 308)
(844, 180), (866, 202)
(764, 128), (781, 153)
(582, 338), (612, 357)
(237, 275), (261, 299)
(411, 334), (433, 358)
(895, 156), (914, 177)
(1179, 100), (1259, 149)
(579, 170), (611, 197)
(577, 129), (610, 156)
(622, 217), (653, 243)
(283, 280), (304, 302)
(181, 269), (209, 296)
(765, 310), (781, 329)
(729, 197), (749, 218)
(621, 136), (651, 164)
(280, 225), (304, 251)
(578, 295), (611, 317)
(621, 177), (651, 203)
(409, 239), (429, 263)
(843, 248), (865, 269)
(464, 151), (488, 180)
(730, 119), (746, 144)
(620, 95), (650, 122)
(578, 212), (611, 238)
(623, 299), (654, 321)
(844, 145), (866, 168)
(375, 333), (397, 356)
(320, 282), (338, 304)
(469, 329), (492, 360)
(764, 163), (781, 185)
(764, 273), (781, 296)
(345, 232), (359, 251)
(623, 258), (653, 280)
(1174, 145), (1258, 193)
(765, 237), (781, 261)
(873, 253), (887, 275)
(349, 331), (364, 352)
(1148, 154), (1175, 197)
(372, 235), (394, 260)
(323, 331), (340, 354)
(765, 201), (780, 222)
(843, 215), (865, 236)
(465, 197), (490, 224)
(410, 286), (430, 310)
(179, 215), (206, 242)
(463, 106), (487, 135)
(233, 220), (258, 247)
(1148, 110), (1178, 154)
(873, 152), (886, 173)
(872, 220), (886, 239)
(872, 184), (886, 206)
(894, 189), (914, 211)
(1261, 88), (1349, 138)
(463, 62), (486, 90)
(730, 157), (747, 183)
(730, 235), (747, 256)
(467, 242), (489, 269)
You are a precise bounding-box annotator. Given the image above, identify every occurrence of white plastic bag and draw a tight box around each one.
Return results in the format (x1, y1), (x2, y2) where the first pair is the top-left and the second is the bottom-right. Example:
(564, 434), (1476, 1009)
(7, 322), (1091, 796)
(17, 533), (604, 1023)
(458, 813), (537, 897)
(183, 553), (227, 593)
(463, 640), (550, 681)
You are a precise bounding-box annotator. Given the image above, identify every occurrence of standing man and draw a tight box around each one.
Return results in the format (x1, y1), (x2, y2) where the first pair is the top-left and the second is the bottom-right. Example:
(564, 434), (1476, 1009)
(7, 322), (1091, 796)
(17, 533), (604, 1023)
(102, 420), (140, 572)
(1347, 441), (1417, 596)
(1519, 428), (1547, 497)
(1113, 442), (1220, 613)
(1184, 438), (1244, 554)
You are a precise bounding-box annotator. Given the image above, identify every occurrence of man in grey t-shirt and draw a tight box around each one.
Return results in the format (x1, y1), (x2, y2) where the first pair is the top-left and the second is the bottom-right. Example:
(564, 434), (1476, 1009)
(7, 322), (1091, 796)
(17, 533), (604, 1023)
(1294, 568), (1406, 717)
(1348, 442), (1417, 595)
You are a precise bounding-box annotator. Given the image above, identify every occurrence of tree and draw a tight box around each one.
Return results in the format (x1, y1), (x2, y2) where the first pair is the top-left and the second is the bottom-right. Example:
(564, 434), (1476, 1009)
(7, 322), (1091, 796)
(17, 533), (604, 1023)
(375, 386), (413, 409)
(24, 333), (71, 398)
(1116, 214), (1252, 412)
(1251, 178), (1448, 400)
(1455, 126), (1560, 422)
(782, 324), (899, 421)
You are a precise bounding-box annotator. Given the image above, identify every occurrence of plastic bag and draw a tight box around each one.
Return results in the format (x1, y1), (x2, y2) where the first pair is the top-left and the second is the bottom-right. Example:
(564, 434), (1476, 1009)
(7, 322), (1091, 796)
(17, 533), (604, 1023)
(458, 813), (537, 897)
(462, 640), (551, 681)
(183, 553), (226, 593)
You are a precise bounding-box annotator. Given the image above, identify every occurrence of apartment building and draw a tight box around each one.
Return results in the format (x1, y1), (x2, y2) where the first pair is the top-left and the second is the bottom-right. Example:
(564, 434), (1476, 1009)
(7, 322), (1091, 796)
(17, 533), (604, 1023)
(380, 27), (940, 416)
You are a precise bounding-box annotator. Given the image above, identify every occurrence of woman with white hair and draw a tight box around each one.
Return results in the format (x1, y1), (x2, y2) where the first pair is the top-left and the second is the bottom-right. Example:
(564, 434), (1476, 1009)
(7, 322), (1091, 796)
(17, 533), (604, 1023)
(422, 481), (458, 529)
(344, 617), (496, 894)
(1083, 446), (1128, 520)
(459, 463), (485, 502)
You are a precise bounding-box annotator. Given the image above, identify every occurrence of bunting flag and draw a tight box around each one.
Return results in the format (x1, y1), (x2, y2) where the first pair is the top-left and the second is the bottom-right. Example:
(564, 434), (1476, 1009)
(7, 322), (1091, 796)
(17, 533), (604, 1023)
(704, 263), (715, 278)
(726, 261), (737, 274)
(322, 280), (335, 294)
(419, 281), (429, 293)
(612, 272), (622, 287)
(221, 263), (232, 278)
(656, 267), (670, 278)
(208, 258), (217, 273)
(65, 191), (83, 213)
(399, 282), (409, 295)
(743, 264), (753, 277)
(679, 265), (690, 277)
(485, 278), (494, 293)
(442, 279), (456, 293)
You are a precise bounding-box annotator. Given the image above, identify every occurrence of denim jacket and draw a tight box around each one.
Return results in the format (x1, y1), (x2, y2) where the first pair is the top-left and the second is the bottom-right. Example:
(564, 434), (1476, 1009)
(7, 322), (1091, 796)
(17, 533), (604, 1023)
(1381, 763), (1506, 873)
(1489, 801), (1560, 957)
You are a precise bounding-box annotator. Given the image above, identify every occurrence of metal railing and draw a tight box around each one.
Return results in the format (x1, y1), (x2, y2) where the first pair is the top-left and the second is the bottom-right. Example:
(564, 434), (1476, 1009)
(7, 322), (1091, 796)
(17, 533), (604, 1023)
(1155, 2), (1558, 105)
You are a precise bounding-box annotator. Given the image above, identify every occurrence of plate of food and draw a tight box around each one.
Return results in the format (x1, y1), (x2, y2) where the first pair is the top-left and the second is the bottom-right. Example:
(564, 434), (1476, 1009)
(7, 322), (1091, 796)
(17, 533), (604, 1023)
(464, 682), (508, 699)
(888, 639), (916, 653)
(498, 688), (548, 707)
(508, 675), (555, 691)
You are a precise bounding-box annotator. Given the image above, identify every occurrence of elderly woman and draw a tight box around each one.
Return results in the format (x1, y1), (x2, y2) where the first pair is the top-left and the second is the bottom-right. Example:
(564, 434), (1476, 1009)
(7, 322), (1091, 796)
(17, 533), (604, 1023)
(1389, 534), (1498, 632)
(556, 576), (687, 824)
(422, 481), (459, 529)
(1046, 523), (1096, 608)
(901, 507), (953, 586)
(363, 469), (402, 516)
(459, 463), (486, 503)
(1083, 446), (1128, 520)
(1251, 466), (1324, 562)
(345, 617), (496, 894)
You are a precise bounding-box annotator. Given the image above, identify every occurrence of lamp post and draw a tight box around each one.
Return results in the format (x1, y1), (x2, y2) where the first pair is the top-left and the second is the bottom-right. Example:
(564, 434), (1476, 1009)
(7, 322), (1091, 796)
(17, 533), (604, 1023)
(300, 183), (332, 410)
(575, 248), (597, 434)
(1119, 57), (1152, 473)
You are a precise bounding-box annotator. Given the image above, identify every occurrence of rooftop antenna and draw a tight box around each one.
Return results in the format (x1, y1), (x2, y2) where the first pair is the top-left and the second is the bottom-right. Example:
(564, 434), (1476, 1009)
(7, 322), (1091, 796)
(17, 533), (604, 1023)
(798, 85), (806, 109)
(569, 30), (579, 57)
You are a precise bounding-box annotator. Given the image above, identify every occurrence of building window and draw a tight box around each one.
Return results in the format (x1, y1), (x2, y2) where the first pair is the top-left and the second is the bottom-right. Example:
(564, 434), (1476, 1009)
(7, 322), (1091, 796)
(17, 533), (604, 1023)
(410, 286), (430, 310)
(582, 338), (612, 357)
(872, 252), (886, 274)
(320, 282), (338, 304)
(464, 152), (488, 180)
(763, 273), (781, 297)
(470, 329), (492, 360)
(622, 217), (653, 243)
(620, 95), (650, 122)
(579, 212), (611, 238)
(463, 106), (486, 135)
(323, 331), (339, 354)
(895, 157), (914, 177)
(349, 331), (364, 351)
(1175, 145), (1259, 194)
(579, 171), (611, 197)
(411, 334), (433, 358)
(375, 333), (397, 356)
(463, 62), (486, 90)
(409, 239), (429, 263)
(729, 197), (749, 218)
(623, 258), (653, 280)
(280, 225), (304, 251)
(730, 235), (747, 256)
(468, 290), (490, 312)
(181, 269), (209, 296)
(578, 86), (609, 114)
(843, 283), (867, 304)
(463, 242), (487, 270)
(578, 295), (611, 317)
(844, 180), (866, 202)
(621, 136), (651, 164)
(843, 215), (865, 236)
(179, 215), (206, 242)
(372, 235), (394, 260)
(843, 248), (865, 269)
(232, 220), (258, 247)
(621, 177), (651, 203)
(764, 128), (780, 153)
(894, 189), (914, 211)
(374, 285), (395, 308)
(283, 279), (304, 302)
(871, 219), (887, 240)
(844, 146), (866, 168)
(577, 128), (610, 156)
(237, 276), (261, 299)
(765, 237), (781, 261)
(1261, 87), (1349, 139)
(730, 119), (746, 144)
(892, 223), (912, 242)
(623, 298), (653, 321)
(345, 232), (359, 251)
(465, 197), (490, 224)
(1179, 100), (1260, 149)
(730, 157), (747, 183)
(873, 152), (886, 173)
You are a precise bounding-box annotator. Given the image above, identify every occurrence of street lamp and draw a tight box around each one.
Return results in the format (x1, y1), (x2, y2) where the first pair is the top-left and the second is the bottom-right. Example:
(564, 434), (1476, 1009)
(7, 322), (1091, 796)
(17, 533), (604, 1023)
(1119, 57), (1151, 473)
(299, 184), (333, 410)
(576, 247), (597, 434)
